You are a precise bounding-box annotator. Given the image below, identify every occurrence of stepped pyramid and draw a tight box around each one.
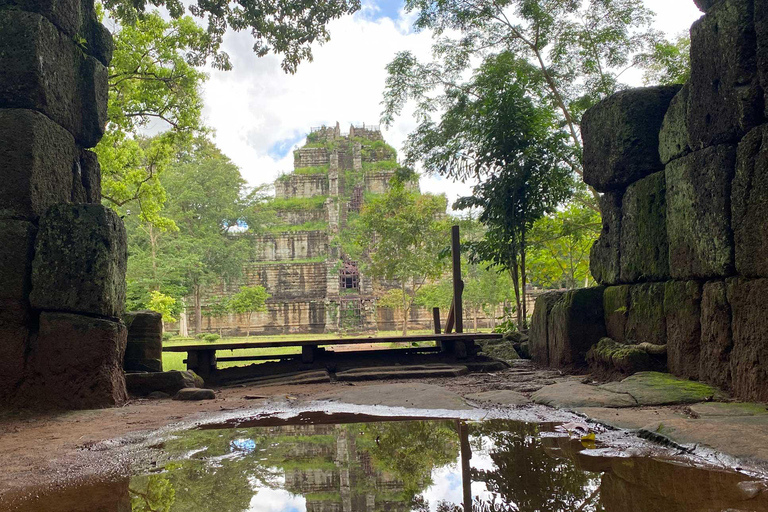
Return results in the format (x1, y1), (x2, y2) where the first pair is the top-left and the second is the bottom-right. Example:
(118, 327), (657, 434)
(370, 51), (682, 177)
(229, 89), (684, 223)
(199, 123), (430, 335)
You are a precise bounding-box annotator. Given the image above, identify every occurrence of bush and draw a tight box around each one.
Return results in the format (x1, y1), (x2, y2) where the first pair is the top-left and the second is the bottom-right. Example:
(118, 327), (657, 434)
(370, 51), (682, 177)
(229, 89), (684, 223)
(162, 332), (173, 341)
(203, 333), (221, 343)
(195, 333), (206, 340)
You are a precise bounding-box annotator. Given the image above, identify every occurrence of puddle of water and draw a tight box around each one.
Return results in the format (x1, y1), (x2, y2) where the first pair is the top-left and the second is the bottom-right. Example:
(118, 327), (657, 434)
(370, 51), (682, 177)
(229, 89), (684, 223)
(6, 416), (768, 512)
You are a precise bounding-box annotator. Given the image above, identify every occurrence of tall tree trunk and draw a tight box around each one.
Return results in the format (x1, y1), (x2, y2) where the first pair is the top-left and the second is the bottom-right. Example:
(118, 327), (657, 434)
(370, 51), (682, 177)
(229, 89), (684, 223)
(473, 306), (478, 332)
(521, 248), (528, 330)
(194, 285), (202, 335)
(246, 312), (251, 337)
(510, 263), (522, 330)
(180, 310), (189, 337)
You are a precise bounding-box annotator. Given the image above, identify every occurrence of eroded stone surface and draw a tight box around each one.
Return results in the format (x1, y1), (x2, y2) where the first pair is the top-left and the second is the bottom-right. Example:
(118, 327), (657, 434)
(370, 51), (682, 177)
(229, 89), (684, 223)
(0, 220), (36, 301)
(546, 287), (606, 370)
(699, 280), (733, 389)
(0, 109), (77, 220)
(0, 301), (30, 399)
(601, 372), (720, 405)
(603, 285), (631, 343)
(590, 192), (622, 285)
(620, 171), (669, 282)
(529, 291), (564, 366)
(625, 283), (667, 346)
(316, 382), (474, 410)
(532, 381), (637, 409)
(726, 277), (768, 401)
(125, 370), (204, 397)
(582, 85), (681, 192)
(733, 124), (768, 277)
(688, 0), (763, 150)
(666, 145), (736, 279)
(71, 149), (102, 204)
(30, 204), (127, 318)
(173, 388), (216, 401)
(664, 280), (702, 380)
(659, 83), (691, 164)
(24, 312), (127, 408)
(465, 389), (530, 406)
(0, 11), (108, 147)
(124, 311), (163, 373)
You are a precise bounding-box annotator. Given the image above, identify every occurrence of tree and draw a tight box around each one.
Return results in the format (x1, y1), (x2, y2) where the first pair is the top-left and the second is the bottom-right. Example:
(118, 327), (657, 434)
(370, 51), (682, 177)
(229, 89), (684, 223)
(350, 178), (449, 336)
(104, 0), (361, 74)
(638, 32), (691, 86)
(228, 286), (271, 337)
(203, 297), (231, 337)
(527, 202), (601, 290)
(147, 291), (178, 323)
(382, 0), (675, 210)
(96, 12), (209, 227)
(397, 52), (573, 328)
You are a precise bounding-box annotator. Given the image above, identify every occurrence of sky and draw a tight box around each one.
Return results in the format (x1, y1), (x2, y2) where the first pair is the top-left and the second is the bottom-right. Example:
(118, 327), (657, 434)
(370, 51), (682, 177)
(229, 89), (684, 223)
(200, 0), (704, 210)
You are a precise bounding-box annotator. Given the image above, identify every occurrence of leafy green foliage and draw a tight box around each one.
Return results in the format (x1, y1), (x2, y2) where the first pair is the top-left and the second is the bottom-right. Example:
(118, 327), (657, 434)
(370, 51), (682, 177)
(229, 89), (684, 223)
(147, 290), (178, 323)
(130, 474), (176, 512)
(637, 32), (691, 86)
(348, 180), (449, 335)
(228, 286), (271, 337)
(97, 12), (209, 227)
(203, 333), (221, 342)
(267, 196), (328, 210)
(527, 202), (601, 289)
(104, 0), (361, 74)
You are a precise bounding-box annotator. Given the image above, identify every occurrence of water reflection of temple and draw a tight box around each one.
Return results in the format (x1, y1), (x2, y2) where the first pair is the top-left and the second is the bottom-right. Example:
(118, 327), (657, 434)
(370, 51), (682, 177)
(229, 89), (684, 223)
(270, 424), (410, 512)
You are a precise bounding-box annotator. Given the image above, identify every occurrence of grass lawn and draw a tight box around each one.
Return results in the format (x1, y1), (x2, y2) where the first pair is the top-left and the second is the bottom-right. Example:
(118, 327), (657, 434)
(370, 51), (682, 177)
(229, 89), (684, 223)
(162, 329), (490, 371)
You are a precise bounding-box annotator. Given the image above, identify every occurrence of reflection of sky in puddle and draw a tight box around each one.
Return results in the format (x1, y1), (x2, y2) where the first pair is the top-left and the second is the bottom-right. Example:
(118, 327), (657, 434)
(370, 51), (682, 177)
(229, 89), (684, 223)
(14, 417), (768, 512)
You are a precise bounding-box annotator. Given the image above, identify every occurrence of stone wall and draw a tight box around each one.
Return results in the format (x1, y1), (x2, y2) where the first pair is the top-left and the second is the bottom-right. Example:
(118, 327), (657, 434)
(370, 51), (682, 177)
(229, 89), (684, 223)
(0, 4), (127, 408)
(255, 231), (329, 261)
(275, 174), (329, 199)
(204, 300), (327, 336)
(531, 0), (768, 400)
(294, 147), (330, 168)
(275, 208), (327, 225)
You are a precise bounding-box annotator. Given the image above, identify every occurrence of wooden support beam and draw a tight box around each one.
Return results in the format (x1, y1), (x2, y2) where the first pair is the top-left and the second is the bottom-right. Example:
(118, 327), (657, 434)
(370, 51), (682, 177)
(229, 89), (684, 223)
(432, 307), (441, 334)
(444, 302), (455, 334)
(451, 225), (464, 334)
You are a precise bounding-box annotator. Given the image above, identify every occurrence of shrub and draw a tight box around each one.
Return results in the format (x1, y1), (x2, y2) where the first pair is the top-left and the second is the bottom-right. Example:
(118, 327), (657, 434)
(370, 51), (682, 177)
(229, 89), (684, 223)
(195, 333), (206, 340)
(203, 333), (221, 343)
(162, 332), (173, 341)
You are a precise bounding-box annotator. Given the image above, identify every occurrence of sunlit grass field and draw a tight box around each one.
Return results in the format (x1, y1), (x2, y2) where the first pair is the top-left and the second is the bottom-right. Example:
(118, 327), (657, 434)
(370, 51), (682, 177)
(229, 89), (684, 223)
(161, 329), (463, 371)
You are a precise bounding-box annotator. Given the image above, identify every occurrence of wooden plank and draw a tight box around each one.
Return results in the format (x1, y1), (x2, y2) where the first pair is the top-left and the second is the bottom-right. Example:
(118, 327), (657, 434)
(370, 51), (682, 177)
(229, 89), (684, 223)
(163, 332), (502, 352)
(432, 307), (441, 334)
(444, 303), (455, 334)
(451, 225), (464, 334)
(213, 346), (442, 364)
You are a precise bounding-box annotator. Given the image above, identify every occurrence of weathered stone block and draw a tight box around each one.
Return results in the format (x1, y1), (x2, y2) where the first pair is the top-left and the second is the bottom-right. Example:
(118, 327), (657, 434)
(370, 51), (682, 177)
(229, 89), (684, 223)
(659, 83), (691, 164)
(25, 312), (127, 408)
(529, 291), (564, 366)
(125, 370), (203, 397)
(620, 171), (669, 282)
(603, 285), (631, 342)
(733, 125), (768, 276)
(590, 192), (622, 285)
(666, 144), (736, 279)
(0, 109), (78, 220)
(752, 0), (768, 117)
(726, 277), (768, 400)
(0, 11), (108, 147)
(0, 300), (30, 398)
(625, 283), (667, 346)
(546, 287), (606, 369)
(71, 149), (102, 204)
(582, 85), (681, 191)
(30, 204), (127, 318)
(699, 280), (733, 389)
(664, 280), (702, 379)
(124, 310), (163, 372)
(0, 220), (36, 301)
(689, 0), (763, 150)
(0, 0), (113, 65)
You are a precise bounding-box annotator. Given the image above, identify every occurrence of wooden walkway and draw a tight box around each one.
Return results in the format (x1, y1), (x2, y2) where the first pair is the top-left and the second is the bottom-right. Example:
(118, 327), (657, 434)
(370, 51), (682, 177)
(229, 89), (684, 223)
(164, 332), (503, 380)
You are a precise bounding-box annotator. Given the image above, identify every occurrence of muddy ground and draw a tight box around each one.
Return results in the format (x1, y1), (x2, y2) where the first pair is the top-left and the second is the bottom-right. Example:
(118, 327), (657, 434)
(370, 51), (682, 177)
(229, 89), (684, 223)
(1, 360), (767, 505)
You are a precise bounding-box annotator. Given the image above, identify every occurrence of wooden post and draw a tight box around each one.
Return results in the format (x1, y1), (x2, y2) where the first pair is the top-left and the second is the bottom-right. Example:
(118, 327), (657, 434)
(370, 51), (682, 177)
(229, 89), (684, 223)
(432, 307), (441, 334)
(458, 420), (472, 512)
(451, 225), (464, 333)
(444, 303), (455, 334)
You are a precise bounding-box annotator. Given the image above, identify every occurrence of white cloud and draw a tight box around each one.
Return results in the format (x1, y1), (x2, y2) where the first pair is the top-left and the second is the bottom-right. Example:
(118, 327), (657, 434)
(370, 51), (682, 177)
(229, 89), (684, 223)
(201, 1), (703, 210)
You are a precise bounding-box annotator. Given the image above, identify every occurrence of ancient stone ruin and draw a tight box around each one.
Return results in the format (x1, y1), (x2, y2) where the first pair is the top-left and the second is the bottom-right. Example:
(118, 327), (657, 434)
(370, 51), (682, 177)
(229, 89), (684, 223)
(531, 0), (768, 401)
(192, 123), (445, 335)
(0, 0), (127, 408)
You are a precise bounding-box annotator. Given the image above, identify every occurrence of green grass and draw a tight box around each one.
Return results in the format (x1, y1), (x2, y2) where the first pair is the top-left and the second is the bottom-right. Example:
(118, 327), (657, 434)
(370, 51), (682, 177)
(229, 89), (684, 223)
(161, 329), (446, 371)
(293, 165), (330, 175)
(361, 160), (399, 172)
(264, 220), (328, 233)
(267, 196), (328, 210)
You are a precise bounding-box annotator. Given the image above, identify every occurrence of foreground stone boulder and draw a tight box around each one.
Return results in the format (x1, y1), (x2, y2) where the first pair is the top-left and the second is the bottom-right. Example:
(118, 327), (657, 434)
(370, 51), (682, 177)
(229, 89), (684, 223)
(545, 287), (606, 369)
(727, 278), (768, 401)
(23, 312), (127, 408)
(581, 85), (680, 192)
(733, 125), (768, 277)
(125, 370), (204, 397)
(124, 310), (163, 372)
(529, 291), (565, 365)
(30, 204), (127, 318)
